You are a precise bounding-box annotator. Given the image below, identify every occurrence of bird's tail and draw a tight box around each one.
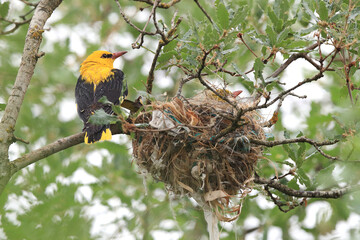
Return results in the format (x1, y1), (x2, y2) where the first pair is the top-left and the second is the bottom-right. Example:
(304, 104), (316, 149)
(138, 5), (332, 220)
(83, 123), (112, 144)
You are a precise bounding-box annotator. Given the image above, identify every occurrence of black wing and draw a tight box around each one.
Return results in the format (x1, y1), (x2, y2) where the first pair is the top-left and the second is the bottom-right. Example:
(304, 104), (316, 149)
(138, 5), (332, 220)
(75, 76), (95, 123)
(94, 69), (128, 114)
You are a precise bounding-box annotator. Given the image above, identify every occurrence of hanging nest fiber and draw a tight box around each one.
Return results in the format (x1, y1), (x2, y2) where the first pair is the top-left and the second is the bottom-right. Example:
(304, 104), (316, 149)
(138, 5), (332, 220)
(132, 89), (265, 221)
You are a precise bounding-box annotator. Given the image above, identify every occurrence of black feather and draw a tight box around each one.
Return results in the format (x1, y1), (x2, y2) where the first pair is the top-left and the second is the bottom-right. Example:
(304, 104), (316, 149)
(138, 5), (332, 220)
(75, 69), (127, 143)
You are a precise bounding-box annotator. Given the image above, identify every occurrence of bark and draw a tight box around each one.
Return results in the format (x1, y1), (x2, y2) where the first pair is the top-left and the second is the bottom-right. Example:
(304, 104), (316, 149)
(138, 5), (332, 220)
(0, 0), (63, 195)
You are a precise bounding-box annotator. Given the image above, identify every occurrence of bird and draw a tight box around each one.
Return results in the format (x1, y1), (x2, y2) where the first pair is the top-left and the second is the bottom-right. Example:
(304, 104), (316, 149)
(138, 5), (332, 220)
(75, 50), (128, 144)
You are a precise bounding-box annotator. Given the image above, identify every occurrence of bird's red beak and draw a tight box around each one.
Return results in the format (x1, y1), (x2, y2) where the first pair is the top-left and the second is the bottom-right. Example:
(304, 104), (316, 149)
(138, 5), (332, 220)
(232, 90), (243, 98)
(112, 51), (127, 59)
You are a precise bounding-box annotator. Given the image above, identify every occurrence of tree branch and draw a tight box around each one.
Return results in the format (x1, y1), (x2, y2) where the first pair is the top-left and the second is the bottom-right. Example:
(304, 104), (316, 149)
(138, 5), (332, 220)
(10, 132), (84, 175)
(0, 0), (63, 195)
(1, 0), (63, 141)
(267, 41), (326, 79)
(249, 136), (339, 147)
(10, 124), (125, 175)
(254, 175), (359, 199)
(146, 41), (165, 95)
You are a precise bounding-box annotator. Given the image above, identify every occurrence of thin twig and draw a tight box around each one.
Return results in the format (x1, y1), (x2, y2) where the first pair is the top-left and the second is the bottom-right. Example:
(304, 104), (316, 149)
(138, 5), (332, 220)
(146, 16), (182, 97)
(250, 136), (340, 161)
(19, 7), (37, 20)
(196, 46), (237, 108)
(264, 185), (302, 212)
(19, 0), (38, 6)
(176, 74), (208, 97)
(237, 33), (258, 58)
(133, 0), (161, 49)
(134, 0), (181, 9)
(114, 0), (156, 40)
(244, 72), (324, 114)
(194, 0), (213, 24)
(313, 144), (340, 161)
(0, 17), (32, 35)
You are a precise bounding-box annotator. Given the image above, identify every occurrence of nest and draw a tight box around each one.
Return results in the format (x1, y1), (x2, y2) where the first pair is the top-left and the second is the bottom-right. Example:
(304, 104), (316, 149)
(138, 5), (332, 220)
(132, 89), (265, 221)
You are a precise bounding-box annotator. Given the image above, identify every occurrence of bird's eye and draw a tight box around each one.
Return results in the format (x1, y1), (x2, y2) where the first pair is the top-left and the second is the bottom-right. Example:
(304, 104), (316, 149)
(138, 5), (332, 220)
(100, 53), (112, 58)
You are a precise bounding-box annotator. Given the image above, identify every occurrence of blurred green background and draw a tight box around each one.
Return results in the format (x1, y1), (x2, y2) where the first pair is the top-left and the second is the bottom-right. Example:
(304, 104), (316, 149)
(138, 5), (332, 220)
(1, 0), (360, 239)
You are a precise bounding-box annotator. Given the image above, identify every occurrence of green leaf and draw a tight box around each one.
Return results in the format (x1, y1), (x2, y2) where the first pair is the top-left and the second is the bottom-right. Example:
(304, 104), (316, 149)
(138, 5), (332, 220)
(232, 62), (255, 92)
(230, 7), (247, 28)
(97, 96), (113, 105)
(277, 28), (290, 43)
(296, 132), (306, 162)
(265, 25), (277, 46)
(163, 40), (178, 52)
(89, 109), (118, 125)
(179, 29), (193, 42)
(284, 160), (295, 167)
(0, 103), (6, 111)
(216, 3), (229, 29)
(283, 144), (296, 161)
(329, 12), (345, 22)
(302, 1), (317, 20)
(277, 0), (290, 21)
(158, 50), (177, 64)
(0, 2), (10, 18)
(299, 24), (318, 35)
(297, 168), (311, 187)
(111, 104), (127, 118)
(288, 178), (300, 190)
(265, 79), (280, 91)
(136, 90), (157, 102)
(349, 7), (360, 21)
(314, 164), (336, 188)
(318, 1), (328, 21)
(285, 40), (310, 49)
(231, 63), (251, 82)
(221, 45), (240, 55)
(284, 130), (290, 139)
(254, 58), (265, 81)
(268, 7), (283, 32)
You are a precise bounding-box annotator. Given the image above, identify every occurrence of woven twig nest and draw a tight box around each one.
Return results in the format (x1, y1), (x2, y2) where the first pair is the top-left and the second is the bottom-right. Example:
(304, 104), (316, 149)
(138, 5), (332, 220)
(132, 89), (265, 221)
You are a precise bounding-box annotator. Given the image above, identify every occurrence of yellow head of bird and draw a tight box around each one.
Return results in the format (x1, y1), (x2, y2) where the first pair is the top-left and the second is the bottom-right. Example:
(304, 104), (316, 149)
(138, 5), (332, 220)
(81, 50), (127, 69)
(79, 50), (127, 85)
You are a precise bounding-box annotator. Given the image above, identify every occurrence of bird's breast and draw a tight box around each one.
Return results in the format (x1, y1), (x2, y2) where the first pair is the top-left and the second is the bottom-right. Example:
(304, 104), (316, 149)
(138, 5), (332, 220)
(80, 65), (114, 86)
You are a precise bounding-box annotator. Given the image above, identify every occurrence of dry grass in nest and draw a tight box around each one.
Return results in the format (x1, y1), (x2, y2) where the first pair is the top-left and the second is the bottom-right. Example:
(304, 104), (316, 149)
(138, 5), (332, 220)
(132, 89), (265, 221)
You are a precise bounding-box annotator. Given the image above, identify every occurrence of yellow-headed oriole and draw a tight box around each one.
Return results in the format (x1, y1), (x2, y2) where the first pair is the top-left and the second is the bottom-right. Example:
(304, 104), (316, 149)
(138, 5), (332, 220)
(75, 50), (128, 144)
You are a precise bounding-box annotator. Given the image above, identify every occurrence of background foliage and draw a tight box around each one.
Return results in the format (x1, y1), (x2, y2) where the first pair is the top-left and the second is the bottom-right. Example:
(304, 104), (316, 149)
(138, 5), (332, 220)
(0, 0), (360, 239)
